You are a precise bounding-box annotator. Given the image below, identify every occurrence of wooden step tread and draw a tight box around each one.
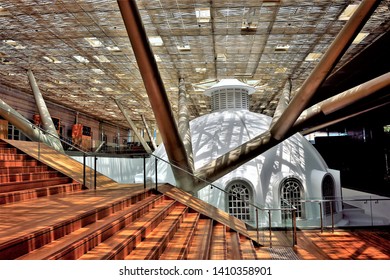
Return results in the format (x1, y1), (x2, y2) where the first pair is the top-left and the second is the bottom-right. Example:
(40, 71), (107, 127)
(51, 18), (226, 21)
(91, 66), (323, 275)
(159, 212), (200, 260)
(0, 166), (49, 174)
(124, 205), (188, 260)
(0, 189), (154, 259)
(78, 199), (177, 260)
(210, 223), (227, 260)
(17, 194), (162, 260)
(0, 177), (72, 193)
(0, 183), (83, 205)
(187, 219), (213, 260)
(0, 171), (61, 183)
(239, 235), (259, 260)
(0, 160), (41, 167)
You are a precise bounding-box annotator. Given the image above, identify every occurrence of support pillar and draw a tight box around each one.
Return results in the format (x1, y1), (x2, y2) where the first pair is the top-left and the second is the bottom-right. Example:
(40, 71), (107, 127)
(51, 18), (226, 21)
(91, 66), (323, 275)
(27, 69), (64, 152)
(117, 0), (195, 191)
(141, 114), (157, 151)
(114, 98), (152, 154)
(178, 78), (194, 173)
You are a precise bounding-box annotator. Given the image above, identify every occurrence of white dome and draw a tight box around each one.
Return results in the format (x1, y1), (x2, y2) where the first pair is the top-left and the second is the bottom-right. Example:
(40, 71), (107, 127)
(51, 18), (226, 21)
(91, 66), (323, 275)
(151, 108), (342, 227)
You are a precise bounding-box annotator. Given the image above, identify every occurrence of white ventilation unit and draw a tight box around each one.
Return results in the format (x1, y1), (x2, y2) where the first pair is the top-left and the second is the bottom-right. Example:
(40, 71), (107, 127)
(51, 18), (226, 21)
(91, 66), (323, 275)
(204, 79), (256, 112)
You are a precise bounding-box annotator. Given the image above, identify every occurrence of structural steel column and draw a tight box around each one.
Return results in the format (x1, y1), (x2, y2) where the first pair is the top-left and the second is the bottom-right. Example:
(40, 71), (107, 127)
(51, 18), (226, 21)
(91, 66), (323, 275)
(194, 72), (389, 191)
(27, 69), (64, 152)
(0, 98), (64, 152)
(294, 72), (390, 129)
(141, 114), (157, 151)
(178, 78), (194, 173)
(117, 0), (194, 191)
(270, 0), (379, 141)
(114, 99), (152, 154)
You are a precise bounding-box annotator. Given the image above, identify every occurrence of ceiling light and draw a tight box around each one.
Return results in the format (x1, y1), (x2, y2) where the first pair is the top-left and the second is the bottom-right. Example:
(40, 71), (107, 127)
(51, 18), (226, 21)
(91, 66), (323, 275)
(93, 55), (110, 63)
(241, 20), (257, 34)
(352, 32), (369, 44)
(195, 8), (211, 23)
(3, 39), (26, 49)
(106, 46), (121, 52)
(305, 52), (322, 61)
(90, 87), (99, 91)
(43, 56), (61, 64)
(275, 67), (287, 73)
(195, 67), (207, 73)
(177, 45), (191, 52)
(73, 55), (89, 63)
(104, 87), (113, 92)
(339, 4), (359, 21)
(84, 37), (103, 47)
(154, 54), (162, 62)
(149, 36), (164, 46)
(91, 68), (104, 74)
(216, 53), (227, 61)
(275, 44), (290, 52)
(0, 57), (14, 64)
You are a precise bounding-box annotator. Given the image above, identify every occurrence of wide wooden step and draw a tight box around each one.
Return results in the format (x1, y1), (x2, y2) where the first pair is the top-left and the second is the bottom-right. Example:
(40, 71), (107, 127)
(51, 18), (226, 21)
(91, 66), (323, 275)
(0, 171), (62, 183)
(0, 189), (154, 259)
(0, 182), (84, 205)
(0, 148), (18, 154)
(210, 223), (227, 260)
(0, 153), (28, 161)
(0, 177), (73, 193)
(0, 159), (42, 168)
(159, 212), (200, 260)
(17, 194), (163, 260)
(187, 218), (213, 260)
(79, 198), (177, 260)
(0, 166), (49, 175)
(124, 205), (188, 260)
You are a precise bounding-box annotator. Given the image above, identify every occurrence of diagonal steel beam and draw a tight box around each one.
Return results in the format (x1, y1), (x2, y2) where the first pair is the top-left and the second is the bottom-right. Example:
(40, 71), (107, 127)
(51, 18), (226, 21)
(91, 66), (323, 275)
(141, 114), (157, 151)
(27, 69), (64, 152)
(117, 0), (194, 191)
(115, 99), (152, 154)
(194, 72), (389, 192)
(270, 0), (379, 141)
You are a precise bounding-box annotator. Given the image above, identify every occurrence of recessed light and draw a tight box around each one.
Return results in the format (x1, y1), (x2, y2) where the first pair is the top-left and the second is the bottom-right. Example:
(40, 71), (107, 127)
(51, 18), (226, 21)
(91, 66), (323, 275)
(84, 37), (103, 47)
(73, 55), (89, 63)
(149, 36), (164, 46)
(195, 8), (210, 23)
(275, 44), (290, 52)
(178, 45), (191, 52)
(339, 4), (359, 21)
(216, 53), (227, 61)
(352, 32), (369, 44)
(43, 56), (61, 64)
(93, 55), (110, 63)
(106, 46), (121, 52)
(3, 39), (26, 49)
(154, 54), (162, 62)
(91, 68), (104, 74)
(305, 52), (322, 61)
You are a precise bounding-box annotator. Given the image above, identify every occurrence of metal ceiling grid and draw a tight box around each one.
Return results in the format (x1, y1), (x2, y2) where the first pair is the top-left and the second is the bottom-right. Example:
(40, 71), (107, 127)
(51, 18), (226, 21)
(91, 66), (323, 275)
(0, 0), (389, 131)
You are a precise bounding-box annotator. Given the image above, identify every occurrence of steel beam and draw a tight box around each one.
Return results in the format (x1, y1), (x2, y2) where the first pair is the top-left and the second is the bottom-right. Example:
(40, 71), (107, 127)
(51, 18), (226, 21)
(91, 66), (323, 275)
(270, 0), (379, 141)
(114, 99), (152, 154)
(294, 72), (390, 129)
(178, 78), (194, 173)
(141, 114), (157, 151)
(117, 0), (194, 191)
(27, 69), (64, 152)
(194, 72), (389, 191)
(0, 98), (64, 152)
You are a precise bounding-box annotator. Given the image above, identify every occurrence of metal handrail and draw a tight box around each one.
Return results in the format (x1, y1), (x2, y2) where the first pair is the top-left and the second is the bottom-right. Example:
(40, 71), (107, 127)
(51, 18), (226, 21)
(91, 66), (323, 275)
(149, 153), (298, 246)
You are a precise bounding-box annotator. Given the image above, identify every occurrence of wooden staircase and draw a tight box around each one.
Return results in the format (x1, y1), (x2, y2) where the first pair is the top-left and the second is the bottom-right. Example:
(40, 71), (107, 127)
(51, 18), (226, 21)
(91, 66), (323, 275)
(0, 140), (83, 205)
(0, 139), (266, 260)
(0, 188), (264, 260)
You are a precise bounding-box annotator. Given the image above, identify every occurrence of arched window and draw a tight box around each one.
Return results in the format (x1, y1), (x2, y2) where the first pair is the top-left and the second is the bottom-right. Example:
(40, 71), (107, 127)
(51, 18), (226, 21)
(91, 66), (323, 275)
(227, 181), (253, 221)
(322, 174), (336, 215)
(280, 177), (304, 220)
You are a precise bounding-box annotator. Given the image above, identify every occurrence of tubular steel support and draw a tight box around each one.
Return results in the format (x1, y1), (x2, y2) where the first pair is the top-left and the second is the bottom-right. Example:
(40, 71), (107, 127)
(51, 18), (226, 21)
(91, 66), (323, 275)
(0, 98), (63, 152)
(27, 69), (63, 152)
(114, 99), (152, 154)
(178, 78), (194, 173)
(141, 114), (157, 151)
(270, 0), (379, 141)
(117, 0), (194, 191)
